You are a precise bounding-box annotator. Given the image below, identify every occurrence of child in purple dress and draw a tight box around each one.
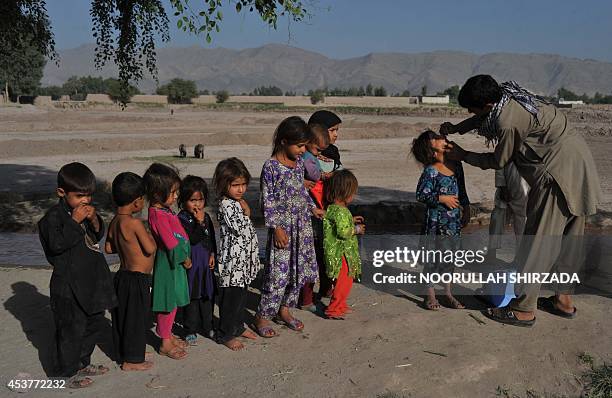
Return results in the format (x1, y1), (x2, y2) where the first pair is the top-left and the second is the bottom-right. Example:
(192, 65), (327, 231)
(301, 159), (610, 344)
(254, 116), (325, 337)
(178, 175), (217, 346)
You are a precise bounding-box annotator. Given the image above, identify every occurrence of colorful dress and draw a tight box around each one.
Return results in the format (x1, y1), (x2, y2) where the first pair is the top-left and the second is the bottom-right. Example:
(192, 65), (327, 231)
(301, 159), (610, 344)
(416, 163), (469, 282)
(216, 198), (261, 287)
(323, 204), (362, 279)
(258, 157), (318, 318)
(148, 206), (191, 312)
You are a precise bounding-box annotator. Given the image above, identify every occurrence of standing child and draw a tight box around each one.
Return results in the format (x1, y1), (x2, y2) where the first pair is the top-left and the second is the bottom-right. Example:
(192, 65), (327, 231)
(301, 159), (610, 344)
(178, 175), (217, 345)
(412, 130), (470, 310)
(144, 163), (192, 360)
(105, 172), (156, 371)
(299, 123), (330, 311)
(308, 110), (343, 174)
(323, 170), (365, 319)
(38, 162), (116, 388)
(213, 158), (261, 351)
(254, 116), (324, 337)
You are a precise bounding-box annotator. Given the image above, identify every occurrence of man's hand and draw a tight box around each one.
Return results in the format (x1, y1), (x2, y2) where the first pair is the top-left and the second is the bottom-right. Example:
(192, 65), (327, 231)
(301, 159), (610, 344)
(445, 141), (467, 161)
(238, 199), (251, 217)
(273, 227), (289, 249)
(312, 208), (325, 219)
(304, 180), (316, 190)
(439, 195), (460, 209)
(72, 204), (90, 224)
(439, 122), (457, 136)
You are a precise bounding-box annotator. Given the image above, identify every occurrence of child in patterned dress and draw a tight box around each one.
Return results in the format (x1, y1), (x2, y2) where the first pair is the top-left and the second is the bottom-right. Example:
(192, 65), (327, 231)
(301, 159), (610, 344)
(412, 130), (470, 311)
(254, 116), (325, 338)
(213, 158), (261, 351)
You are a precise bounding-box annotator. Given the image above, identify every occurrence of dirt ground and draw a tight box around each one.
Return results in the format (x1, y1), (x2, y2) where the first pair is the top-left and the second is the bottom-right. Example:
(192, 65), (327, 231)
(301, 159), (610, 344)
(0, 104), (611, 397)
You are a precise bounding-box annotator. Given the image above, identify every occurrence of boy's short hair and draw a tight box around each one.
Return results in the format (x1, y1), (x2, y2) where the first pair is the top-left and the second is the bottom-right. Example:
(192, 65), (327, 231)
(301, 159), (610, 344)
(57, 162), (96, 194)
(143, 163), (181, 205)
(179, 175), (209, 207)
(325, 169), (358, 204)
(308, 123), (331, 147)
(112, 172), (144, 206)
(213, 157), (251, 199)
(458, 75), (503, 109)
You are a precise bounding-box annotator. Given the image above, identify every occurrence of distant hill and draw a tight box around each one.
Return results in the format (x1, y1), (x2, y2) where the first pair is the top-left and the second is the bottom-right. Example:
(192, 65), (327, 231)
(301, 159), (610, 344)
(43, 43), (612, 96)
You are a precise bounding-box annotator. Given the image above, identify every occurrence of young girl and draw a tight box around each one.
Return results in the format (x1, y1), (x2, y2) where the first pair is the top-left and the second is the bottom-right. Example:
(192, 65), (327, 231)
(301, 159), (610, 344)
(213, 158), (260, 351)
(308, 110), (343, 174)
(255, 116), (324, 337)
(144, 163), (192, 360)
(412, 130), (470, 310)
(323, 170), (365, 319)
(178, 175), (217, 345)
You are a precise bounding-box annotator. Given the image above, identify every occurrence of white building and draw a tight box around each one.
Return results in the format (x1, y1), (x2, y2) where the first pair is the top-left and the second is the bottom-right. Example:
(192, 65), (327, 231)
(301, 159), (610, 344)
(419, 95), (450, 105)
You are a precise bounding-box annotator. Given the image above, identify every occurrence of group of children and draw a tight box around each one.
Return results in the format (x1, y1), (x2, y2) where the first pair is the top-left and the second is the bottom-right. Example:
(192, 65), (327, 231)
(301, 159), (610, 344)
(38, 110), (366, 388)
(38, 107), (524, 387)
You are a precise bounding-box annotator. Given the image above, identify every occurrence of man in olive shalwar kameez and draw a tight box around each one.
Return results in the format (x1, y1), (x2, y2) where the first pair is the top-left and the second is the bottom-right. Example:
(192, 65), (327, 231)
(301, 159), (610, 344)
(441, 75), (602, 327)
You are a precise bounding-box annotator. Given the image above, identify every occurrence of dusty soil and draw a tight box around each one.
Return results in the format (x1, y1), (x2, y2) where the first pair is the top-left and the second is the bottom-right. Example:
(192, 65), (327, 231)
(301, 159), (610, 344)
(0, 104), (611, 397)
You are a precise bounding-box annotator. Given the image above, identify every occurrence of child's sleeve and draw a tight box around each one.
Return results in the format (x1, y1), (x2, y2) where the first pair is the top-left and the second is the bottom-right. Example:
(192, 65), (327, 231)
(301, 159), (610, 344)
(303, 157), (322, 182)
(220, 200), (251, 234)
(260, 163), (283, 228)
(456, 162), (470, 208)
(38, 209), (84, 256)
(298, 159), (316, 209)
(332, 209), (355, 240)
(416, 167), (439, 207)
(149, 210), (179, 251)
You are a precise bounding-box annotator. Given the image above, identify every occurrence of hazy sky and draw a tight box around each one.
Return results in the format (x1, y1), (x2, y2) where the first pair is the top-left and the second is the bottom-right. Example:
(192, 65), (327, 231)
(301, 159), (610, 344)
(47, 0), (612, 62)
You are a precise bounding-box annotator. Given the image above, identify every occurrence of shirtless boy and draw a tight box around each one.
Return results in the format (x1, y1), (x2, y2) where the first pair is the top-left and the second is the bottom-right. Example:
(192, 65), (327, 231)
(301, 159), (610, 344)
(105, 172), (157, 370)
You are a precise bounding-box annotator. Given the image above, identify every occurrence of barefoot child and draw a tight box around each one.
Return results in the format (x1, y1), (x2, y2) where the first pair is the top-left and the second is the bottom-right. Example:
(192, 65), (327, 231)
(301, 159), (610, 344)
(38, 162), (116, 388)
(105, 172), (156, 371)
(178, 176), (217, 345)
(412, 130), (470, 310)
(255, 116), (325, 337)
(144, 163), (192, 359)
(299, 123), (330, 311)
(323, 170), (365, 319)
(213, 158), (261, 350)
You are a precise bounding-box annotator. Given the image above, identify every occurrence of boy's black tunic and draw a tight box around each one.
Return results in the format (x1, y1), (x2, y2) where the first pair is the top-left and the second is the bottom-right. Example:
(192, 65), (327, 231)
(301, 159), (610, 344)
(38, 199), (117, 376)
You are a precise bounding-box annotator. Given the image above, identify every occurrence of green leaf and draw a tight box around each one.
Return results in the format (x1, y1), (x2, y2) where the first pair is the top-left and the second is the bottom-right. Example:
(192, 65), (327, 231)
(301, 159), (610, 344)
(177, 19), (183, 29)
(217, 10), (223, 20)
(206, 33), (211, 43)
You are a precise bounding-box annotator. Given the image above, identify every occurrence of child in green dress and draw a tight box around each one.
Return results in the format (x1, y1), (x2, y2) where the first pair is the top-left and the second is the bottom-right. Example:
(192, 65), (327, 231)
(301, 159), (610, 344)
(323, 170), (365, 319)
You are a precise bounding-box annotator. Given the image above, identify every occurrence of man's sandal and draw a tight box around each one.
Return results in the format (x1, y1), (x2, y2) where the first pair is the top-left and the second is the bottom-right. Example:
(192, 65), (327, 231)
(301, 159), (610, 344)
(537, 296), (577, 319)
(482, 307), (536, 327)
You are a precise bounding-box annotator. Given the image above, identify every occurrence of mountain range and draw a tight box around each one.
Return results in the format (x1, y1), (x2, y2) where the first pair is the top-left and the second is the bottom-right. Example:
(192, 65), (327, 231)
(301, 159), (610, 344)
(42, 43), (612, 96)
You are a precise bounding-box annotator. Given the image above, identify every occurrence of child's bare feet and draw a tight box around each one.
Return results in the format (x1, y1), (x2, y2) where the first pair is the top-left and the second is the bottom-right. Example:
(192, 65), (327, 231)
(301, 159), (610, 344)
(240, 329), (258, 340)
(223, 338), (245, 351)
(121, 361), (154, 371)
(424, 288), (441, 310)
(444, 294), (465, 309)
(171, 335), (188, 349)
(160, 338), (187, 360)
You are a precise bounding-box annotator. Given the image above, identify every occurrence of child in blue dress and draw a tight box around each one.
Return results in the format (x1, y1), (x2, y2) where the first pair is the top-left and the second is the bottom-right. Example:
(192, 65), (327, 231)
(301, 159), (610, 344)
(412, 130), (470, 310)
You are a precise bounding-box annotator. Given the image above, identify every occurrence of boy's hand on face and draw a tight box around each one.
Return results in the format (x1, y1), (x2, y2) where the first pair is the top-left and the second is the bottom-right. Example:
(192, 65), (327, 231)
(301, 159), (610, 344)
(445, 141), (467, 161)
(86, 206), (101, 231)
(273, 227), (289, 249)
(71, 204), (90, 224)
(439, 195), (460, 209)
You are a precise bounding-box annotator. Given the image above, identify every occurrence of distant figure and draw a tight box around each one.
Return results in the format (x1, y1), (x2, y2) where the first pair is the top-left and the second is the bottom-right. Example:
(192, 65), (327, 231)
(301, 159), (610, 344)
(194, 144), (204, 159)
(179, 144), (186, 158)
(170, 109), (174, 116)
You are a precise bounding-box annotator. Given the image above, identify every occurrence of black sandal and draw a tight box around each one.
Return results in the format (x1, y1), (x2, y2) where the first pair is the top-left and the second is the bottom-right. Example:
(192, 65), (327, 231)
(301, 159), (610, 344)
(482, 307), (536, 327)
(537, 296), (577, 319)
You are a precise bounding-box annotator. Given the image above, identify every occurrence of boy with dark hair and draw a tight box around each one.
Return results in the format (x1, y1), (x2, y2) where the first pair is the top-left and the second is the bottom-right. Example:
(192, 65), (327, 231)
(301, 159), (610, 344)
(38, 162), (117, 388)
(106, 172), (157, 371)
